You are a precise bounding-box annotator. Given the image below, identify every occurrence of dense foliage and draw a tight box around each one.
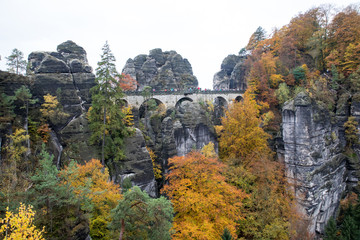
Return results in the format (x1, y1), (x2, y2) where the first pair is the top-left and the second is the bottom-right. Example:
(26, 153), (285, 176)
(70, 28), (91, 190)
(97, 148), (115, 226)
(324, 193), (360, 240)
(1, 3), (360, 239)
(162, 149), (246, 239)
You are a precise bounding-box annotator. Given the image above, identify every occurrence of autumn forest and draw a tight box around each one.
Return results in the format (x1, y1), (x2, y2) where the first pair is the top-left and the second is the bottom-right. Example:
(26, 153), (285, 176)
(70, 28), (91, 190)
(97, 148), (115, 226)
(1, 3), (360, 240)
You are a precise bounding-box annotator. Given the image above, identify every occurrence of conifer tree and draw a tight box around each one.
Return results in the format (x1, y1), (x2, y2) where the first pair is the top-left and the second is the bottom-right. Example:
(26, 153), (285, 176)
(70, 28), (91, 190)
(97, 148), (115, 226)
(14, 86), (38, 158)
(110, 186), (173, 240)
(340, 214), (359, 240)
(246, 26), (266, 51)
(88, 41), (131, 166)
(6, 48), (27, 75)
(28, 145), (87, 239)
(324, 217), (338, 240)
(221, 228), (233, 240)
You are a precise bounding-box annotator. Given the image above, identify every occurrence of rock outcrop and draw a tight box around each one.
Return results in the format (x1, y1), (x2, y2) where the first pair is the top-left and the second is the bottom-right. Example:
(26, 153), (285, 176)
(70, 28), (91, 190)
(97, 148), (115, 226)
(282, 92), (348, 234)
(122, 48), (198, 91)
(213, 54), (247, 90)
(27, 40), (97, 163)
(110, 128), (157, 197)
(137, 98), (217, 173)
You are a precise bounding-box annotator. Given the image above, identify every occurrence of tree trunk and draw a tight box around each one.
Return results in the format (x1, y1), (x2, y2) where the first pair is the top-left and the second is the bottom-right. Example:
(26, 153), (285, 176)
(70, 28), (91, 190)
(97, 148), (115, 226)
(119, 219), (125, 240)
(102, 106), (106, 166)
(25, 100), (31, 169)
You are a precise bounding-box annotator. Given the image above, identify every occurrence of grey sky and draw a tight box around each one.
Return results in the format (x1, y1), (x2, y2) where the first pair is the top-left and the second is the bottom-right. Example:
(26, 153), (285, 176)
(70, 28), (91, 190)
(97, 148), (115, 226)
(0, 0), (357, 89)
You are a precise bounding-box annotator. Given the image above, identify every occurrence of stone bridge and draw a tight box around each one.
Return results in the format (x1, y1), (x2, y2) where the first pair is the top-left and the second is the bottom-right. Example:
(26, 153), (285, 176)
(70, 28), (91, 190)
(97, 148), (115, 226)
(122, 90), (245, 109)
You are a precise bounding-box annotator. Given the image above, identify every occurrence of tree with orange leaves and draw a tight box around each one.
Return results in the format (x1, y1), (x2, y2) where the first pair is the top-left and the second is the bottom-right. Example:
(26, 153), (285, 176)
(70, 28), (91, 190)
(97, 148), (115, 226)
(118, 73), (138, 91)
(60, 159), (121, 239)
(162, 148), (247, 240)
(326, 6), (360, 75)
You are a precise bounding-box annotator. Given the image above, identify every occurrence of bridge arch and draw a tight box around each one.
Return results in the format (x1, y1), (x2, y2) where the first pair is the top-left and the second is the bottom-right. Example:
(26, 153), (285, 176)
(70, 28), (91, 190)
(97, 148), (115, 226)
(175, 97), (193, 108)
(175, 97), (194, 114)
(235, 95), (243, 102)
(213, 96), (228, 109)
(139, 98), (165, 119)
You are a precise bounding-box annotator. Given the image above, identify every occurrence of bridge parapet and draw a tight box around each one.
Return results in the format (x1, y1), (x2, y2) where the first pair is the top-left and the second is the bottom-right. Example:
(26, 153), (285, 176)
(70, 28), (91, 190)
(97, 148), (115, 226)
(123, 89), (245, 96)
(122, 90), (244, 109)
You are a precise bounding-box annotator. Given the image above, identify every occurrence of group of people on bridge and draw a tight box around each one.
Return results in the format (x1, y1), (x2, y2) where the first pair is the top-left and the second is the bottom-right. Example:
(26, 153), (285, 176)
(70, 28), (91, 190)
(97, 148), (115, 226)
(124, 88), (244, 95)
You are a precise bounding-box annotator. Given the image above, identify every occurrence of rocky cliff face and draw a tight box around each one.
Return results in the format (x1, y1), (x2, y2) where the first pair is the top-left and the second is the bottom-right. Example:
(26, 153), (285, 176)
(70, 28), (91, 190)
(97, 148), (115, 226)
(110, 128), (157, 197)
(122, 48), (198, 91)
(282, 92), (355, 234)
(137, 98), (217, 174)
(213, 54), (247, 90)
(28, 40), (97, 163)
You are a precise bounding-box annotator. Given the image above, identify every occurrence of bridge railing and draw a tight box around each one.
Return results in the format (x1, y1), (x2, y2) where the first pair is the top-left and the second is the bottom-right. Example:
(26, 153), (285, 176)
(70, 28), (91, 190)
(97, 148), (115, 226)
(123, 89), (245, 96)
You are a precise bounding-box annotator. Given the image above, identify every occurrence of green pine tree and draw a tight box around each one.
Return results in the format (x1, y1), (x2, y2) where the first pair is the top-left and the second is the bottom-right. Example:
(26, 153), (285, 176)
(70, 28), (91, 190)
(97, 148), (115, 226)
(6, 48), (27, 75)
(14, 86), (38, 160)
(28, 145), (88, 239)
(221, 228), (233, 240)
(324, 217), (338, 240)
(110, 186), (173, 240)
(88, 41), (132, 166)
(340, 213), (359, 240)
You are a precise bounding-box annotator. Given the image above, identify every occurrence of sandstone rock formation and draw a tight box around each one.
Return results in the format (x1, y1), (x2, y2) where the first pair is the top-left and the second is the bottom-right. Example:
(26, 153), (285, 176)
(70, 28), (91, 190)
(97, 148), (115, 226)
(122, 48), (198, 91)
(137, 98), (217, 174)
(26, 41), (158, 198)
(110, 128), (157, 197)
(213, 54), (247, 90)
(28, 40), (97, 163)
(282, 92), (351, 234)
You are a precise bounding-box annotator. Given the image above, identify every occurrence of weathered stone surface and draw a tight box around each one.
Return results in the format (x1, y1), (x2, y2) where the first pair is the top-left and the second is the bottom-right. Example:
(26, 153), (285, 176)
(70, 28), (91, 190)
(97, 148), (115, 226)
(138, 99), (217, 173)
(28, 41), (96, 164)
(59, 113), (99, 163)
(174, 109), (216, 156)
(213, 54), (247, 90)
(282, 93), (348, 234)
(110, 128), (157, 197)
(28, 41), (95, 117)
(122, 49), (198, 90)
(57, 40), (89, 67)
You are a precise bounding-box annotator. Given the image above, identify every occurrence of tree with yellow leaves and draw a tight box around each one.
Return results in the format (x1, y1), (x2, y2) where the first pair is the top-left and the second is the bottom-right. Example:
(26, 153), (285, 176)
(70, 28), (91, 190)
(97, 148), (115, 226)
(60, 159), (122, 239)
(0, 203), (45, 240)
(162, 148), (247, 240)
(217, 89), (295, 239)
(216, 89), (272, 164)
(40, 94), (69, 126)
(0, 128), (30, 205)
(146, 147), (162, 180)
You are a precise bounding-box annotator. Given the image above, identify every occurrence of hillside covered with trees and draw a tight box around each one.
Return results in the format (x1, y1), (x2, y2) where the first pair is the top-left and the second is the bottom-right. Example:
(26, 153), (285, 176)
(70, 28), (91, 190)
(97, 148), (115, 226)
(0, 3), (360, 240)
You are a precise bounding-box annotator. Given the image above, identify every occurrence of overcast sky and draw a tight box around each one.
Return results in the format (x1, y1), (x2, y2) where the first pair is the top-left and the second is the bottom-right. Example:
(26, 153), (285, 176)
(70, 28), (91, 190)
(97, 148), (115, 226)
(0, 0), (357, 89)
